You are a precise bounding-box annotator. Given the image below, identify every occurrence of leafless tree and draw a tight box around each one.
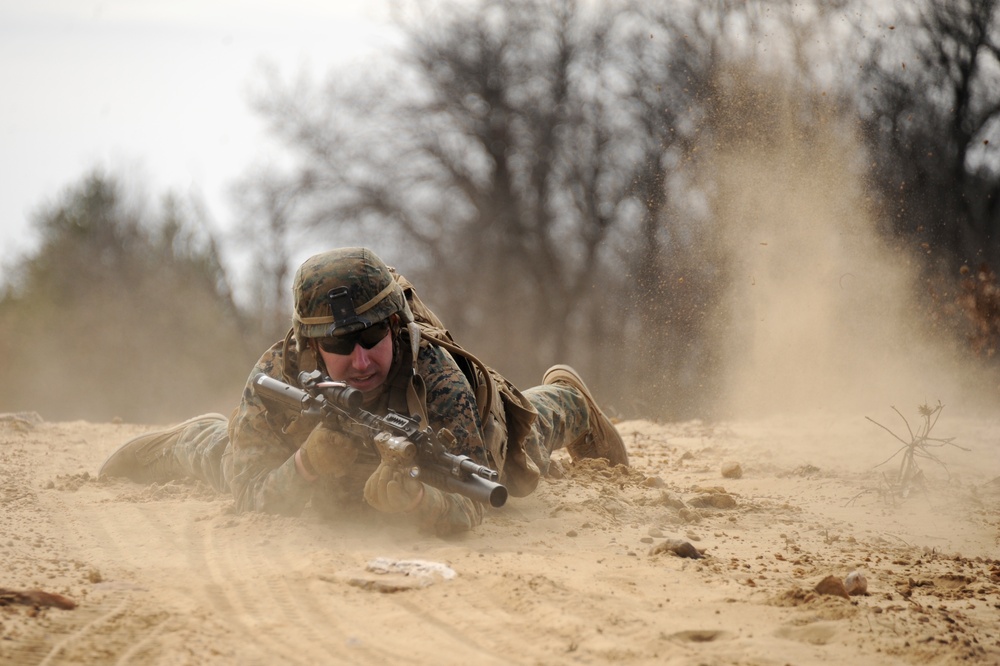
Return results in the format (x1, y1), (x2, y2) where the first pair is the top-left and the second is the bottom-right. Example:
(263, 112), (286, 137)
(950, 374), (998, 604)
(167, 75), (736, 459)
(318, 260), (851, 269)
(241, 0), (735, 414)
(858, 0), (1000, 267)
(238, 0), (894, 417)
(230, 163), (308, 345)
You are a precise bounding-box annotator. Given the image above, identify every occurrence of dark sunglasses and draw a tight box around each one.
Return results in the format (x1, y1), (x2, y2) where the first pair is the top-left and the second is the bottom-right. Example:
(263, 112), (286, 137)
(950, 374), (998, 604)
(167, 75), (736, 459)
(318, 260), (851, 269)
(316, 320), (391, 355)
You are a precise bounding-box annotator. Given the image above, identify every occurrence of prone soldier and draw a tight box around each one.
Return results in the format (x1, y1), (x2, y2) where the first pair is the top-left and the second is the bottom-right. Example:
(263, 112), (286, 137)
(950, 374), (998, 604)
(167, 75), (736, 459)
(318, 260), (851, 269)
(100, 247), (628, 535)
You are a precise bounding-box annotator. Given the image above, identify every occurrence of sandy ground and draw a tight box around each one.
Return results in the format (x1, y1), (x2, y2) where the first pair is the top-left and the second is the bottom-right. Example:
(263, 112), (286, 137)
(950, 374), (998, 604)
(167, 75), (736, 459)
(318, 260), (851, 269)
(1, 410), (999, 665)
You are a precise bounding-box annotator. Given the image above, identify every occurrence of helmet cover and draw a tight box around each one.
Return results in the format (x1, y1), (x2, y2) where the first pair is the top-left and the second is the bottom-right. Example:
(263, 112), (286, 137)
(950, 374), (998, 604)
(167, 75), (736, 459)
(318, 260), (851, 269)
(291, 247), (413, 349)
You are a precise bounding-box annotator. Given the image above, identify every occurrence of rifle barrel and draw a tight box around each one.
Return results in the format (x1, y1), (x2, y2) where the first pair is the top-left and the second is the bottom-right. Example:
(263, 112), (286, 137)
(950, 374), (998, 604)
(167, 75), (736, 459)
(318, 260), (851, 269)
(253, 374), (313, 411)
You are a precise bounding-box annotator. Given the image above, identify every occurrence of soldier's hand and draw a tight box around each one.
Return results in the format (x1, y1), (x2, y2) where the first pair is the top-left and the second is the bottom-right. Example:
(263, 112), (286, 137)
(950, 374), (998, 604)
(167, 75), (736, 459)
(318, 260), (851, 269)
(363, 462), (425, 513)
(299, 425), (358, 478)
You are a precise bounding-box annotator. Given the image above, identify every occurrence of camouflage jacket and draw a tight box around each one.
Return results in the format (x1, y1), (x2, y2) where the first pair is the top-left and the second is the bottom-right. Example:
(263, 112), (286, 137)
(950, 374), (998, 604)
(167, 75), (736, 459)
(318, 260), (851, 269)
(226, 327), (487, 535)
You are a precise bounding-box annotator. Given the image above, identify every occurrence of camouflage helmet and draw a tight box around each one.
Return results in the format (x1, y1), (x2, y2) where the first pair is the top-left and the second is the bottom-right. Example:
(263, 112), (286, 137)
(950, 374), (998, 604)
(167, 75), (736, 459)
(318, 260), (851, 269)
(292, 247), (413, 349)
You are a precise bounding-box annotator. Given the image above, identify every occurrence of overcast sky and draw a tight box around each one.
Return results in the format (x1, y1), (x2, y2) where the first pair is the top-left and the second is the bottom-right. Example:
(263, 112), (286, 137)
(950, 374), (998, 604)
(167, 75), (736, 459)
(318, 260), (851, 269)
(0, 0), (403, 271)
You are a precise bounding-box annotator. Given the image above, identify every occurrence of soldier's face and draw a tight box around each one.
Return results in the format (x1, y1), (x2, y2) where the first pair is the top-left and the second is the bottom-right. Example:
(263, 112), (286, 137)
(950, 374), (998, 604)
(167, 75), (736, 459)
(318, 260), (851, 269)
(318, 331), (393, 395)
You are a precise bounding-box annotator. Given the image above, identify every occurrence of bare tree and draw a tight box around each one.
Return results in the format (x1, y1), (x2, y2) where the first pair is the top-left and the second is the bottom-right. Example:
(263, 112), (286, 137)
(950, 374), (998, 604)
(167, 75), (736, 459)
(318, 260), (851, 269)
(858, 0), (1000, 267)
(230, 164), (307, 344)
(238, 0), (885, 417)
(241, 0), (730, 411)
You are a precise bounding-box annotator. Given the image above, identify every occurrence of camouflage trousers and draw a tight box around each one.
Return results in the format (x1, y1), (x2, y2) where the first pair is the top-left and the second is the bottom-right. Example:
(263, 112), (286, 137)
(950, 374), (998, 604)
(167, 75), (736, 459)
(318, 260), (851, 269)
(170, 383), (591, 493)
(518, 383), (591, 476)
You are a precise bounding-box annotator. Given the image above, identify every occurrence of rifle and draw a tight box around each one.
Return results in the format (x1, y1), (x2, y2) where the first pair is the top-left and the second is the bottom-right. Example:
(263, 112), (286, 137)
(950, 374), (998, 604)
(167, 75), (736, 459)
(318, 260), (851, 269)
(251, 371), (508, 508)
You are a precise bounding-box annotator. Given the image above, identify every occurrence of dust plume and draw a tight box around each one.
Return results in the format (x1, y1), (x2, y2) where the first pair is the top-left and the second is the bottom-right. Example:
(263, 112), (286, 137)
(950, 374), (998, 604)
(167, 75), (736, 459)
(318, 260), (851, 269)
(704, 68), (983, 419)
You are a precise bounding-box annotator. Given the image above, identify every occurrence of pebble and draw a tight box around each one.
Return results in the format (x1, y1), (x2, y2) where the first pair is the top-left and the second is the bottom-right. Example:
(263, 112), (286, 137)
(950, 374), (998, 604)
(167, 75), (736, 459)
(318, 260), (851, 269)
(844, 570), (868, 595)
(814, 575), (850, 599)
(721, 462), (743, 479)
(649, 538), (704, 559)
(688, 493), (737, 509)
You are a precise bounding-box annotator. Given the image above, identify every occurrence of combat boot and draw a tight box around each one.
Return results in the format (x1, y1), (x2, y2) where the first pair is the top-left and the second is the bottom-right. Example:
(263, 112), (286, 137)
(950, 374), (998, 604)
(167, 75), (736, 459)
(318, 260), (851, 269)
(542, 365), (629, 467)
(99, 413), (228, 484)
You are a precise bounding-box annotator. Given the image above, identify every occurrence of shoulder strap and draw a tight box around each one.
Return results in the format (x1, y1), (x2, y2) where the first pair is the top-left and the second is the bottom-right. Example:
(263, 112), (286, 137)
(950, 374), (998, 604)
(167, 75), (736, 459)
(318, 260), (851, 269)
(416, 323), (495, 424)
(390, 270), (496, 422)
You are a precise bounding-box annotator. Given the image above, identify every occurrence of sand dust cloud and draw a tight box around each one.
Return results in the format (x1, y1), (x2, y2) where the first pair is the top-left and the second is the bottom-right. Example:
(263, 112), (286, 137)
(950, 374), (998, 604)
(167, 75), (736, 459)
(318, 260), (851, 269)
(704, 70), (979, 420)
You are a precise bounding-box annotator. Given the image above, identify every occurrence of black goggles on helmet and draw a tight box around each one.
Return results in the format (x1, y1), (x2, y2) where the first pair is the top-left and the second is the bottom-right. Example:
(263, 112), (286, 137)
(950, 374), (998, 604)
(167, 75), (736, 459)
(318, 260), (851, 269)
(316, 320), (391, 355)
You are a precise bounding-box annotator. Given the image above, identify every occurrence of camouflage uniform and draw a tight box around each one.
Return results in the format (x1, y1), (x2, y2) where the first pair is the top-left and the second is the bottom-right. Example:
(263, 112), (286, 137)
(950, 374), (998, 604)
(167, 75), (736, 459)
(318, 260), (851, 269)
(102, 248), (624, 536)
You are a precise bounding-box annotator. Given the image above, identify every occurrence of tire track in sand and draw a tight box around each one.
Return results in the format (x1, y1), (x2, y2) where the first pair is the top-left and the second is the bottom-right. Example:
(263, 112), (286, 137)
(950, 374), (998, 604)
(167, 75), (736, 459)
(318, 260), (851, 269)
(36, 598), (131, 666)
(183, 512), (335, 664)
